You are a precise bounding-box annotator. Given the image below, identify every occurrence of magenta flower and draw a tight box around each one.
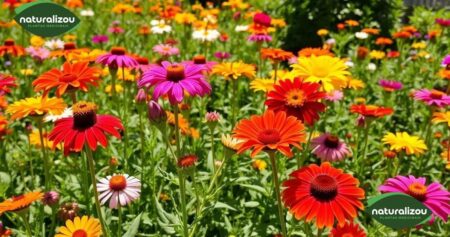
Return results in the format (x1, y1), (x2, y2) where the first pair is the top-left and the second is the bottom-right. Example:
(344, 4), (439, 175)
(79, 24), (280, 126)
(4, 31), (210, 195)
(379, 79), (403, 92)
(152, 44), (179, 56)
(248, 33), (272, 42)
(92, 35), (109, 44)
(96, 47), (138, 68)
(214, 51), (231, 60)
(436, 18), (450, 27)
(441, 54), (450, 67)
(253, 12), (271, 27)
(379, 175), (450, 222)
(311, 133), (351, 162)
(184, 55), (217, 72)
(414, 89), (450, 107)
(138, 61), (211, 104)
(25, 46), (50, 61)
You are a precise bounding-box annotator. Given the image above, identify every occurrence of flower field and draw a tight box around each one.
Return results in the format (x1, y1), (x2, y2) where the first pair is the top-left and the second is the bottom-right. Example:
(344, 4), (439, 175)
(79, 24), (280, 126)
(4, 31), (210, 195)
(0, 0), (449, 236)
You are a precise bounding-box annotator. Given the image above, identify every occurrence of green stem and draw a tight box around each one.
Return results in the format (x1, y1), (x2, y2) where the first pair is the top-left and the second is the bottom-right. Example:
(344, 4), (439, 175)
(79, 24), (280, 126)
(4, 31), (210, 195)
(138, 105), (146, 195)
(210, 127), (216, 184)
(118, 204), (122, 236)
(20, 213), (32, 237)
(268, 151), (287, 237)
(85, 147), (108, 237)
(298, 124), (315, 168)
(81, 153), (91, 214)
(359, 123), (371, 177)
(37, 118), (50, 190)
(231, 79), (238, 126)
(174, 105), (188, 237)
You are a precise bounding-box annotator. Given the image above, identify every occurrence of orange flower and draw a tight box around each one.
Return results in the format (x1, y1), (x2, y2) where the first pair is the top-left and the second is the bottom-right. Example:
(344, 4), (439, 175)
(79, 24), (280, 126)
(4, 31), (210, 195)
(439, 69), (450, 80)
(66, 0), (83, 8)
(233, 110), (306, 157)
(362, 28), (379, 35)
(138, 26), (151, 35)
(345, 19), (359, 27)
(0, 115), (9, 140)
(402, 26), (417, 33)
(375, 37), (393, 45)
(32, 61), (100, 97)
(6, 96), (66, 120)
(298, 47), (333, 57)
(350, 104), (394, 118)
(393, 31), (411, 39)
(0, 191), (43, 215)
(0, 96), (7, 110)
(260, 48), (294, 62)
(0, 39), (24, 57)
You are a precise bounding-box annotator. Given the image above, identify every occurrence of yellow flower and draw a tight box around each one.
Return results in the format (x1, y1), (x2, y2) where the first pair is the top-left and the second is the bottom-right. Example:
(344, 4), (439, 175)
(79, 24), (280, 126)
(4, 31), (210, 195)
(417, 51), (430, 59)
(21, 69), (34, 76)
(174, 13), (197, 24)
(354, 97), (366, 104)
(222, 0), (250, 10)
(411, 41), (426, 49)
(221, 134), (240, 151)
(382, 132), (427, 155)
(30, 36), (45, 47)
(271, 18), (286, 28)
(55, 216), (102, 237)
(6, 96), (66, 120)
(63, 34), (76, 42)
(250, 78), (275, 92)
(346, 78), (365, 90)
(212, 61), (256, 80)
(105, 85), (124, 95)
(252, 159), (267, 171)
(291, 55), (350, 92)
(317, 29), (329, 37)
(67, 49), (106, 63)
(29, 130), (60, 150)
(111, 3), (135, 14)
(440, 150), (450, 170)
(369, 50), (385, 60)
(432, 111), (450, 126)
(270, 69), (296, 81)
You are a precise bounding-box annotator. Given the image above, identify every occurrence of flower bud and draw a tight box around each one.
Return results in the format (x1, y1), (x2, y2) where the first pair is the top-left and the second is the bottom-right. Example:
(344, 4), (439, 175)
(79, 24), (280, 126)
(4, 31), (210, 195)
(147, 100), (166, 123)
(58, 202), (79, 221)
(135, 89), (147, 104)
(42, 191), (59, 206)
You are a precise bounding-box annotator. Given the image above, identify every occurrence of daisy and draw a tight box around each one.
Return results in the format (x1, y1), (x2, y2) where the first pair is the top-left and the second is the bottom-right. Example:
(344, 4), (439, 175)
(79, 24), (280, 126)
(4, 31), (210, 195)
(44, 39), (64, 50)
(382, 132), (427, 155)
(92, 35), (108, 44)
(325, 90), (344, 102)
(151, 19), (171, 34)
(260, 48), (294, 63)
(0, 191), (43, 215)
(378, 79), (403, 92)
(0, 74), (16, 96)
(0, 39), (25, 57)
(97, 174), (141, 209)
(25, 46), (50, 61)
(379, 175), (450, 221)
(248, 33), (272, 42)
(138, 61), (211, 104)
(152, 44), (180, 56)
(212, 61), (256, 80)
(178, 154), (198, 168)
(311, 133), (351, 162)
(96, 47), (138, 69)
(44, 107), (73, 122)
(6, 96), (66, 120)
(414, 89), (450, 107)
(80, 9), (94, 17)
(235, 25), (249, 32)
(48, 101), (123, 155)
(221, 134), (241, 151)
(350, 104), (393, 118)
(55, 216), (101, 237)
(250, 78), (275, 93)
(432, 111), (450, 126)
(232, 110), (306, 158)
(330, 222), (366, 237)
(192, 29), (221, 42)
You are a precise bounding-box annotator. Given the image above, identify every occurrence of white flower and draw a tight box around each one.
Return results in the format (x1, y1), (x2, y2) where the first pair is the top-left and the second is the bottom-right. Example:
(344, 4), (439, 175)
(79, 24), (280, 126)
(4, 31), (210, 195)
(97, 174), (141, 209)
(355, 32), (368, 39)
(80, 9), (94, 17)
(345, 61), (354, 68)
(367, 63), (377, 71)
(44, 107), (73, 122)
(44, 39), (64, 50)
(325, 38), (336, 45)
(192, 29), (220, 42)
(235, 25), (249, 32)
(150, 20), (171, 34)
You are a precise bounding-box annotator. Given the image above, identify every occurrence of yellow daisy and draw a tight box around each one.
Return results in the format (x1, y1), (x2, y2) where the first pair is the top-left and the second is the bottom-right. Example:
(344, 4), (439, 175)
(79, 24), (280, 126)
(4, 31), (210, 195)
(29, 130), (60, 150)
(411, 41), (426, 49)
(30, 36), (45, 47)
(105, 85), (124, 95)
(55, 216), (102, 237)
(250, 78), (275, 92)
(6, 97), (66, 120)
(291, 55), (350, 92)
(440, 150), (450, 170)
(221, 134), (241, 151)
(252, 159), (267, 171)
(432, 111), (450, 126)
(346, 78), (365, 90)
(212, 61), (256, 80)
(174, 13), (197, 25)
(382, 132), (427, 155)
(369, 50), (385, 60)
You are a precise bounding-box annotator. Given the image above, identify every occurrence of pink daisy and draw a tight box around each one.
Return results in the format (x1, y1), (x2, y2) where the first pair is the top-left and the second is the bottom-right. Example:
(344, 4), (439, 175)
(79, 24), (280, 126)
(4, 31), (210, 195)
(325, 90), (344, 102)
(97, 174), (141, 209)
(138, 61), (211, 104)
(214, 51), (231, 60)
(248, 33), (272, 42)
(414, 89), (450, 107)
(152, 44), (179, 56)
(96, 47), (138, 68)
(311, 133), (351, 162)
(378, 79), (403, 92)
(379, 175), (450, 222)
(25, 46), (50, 61)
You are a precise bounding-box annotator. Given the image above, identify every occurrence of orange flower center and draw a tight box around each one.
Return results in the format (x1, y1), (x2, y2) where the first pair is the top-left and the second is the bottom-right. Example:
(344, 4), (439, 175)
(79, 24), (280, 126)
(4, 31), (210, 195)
(193, 55), (206, 64)
(64, 43), (76, 50)
(324, 135), (339, 148)
(72, 229), (88, 237)
(285, 89), (306, 107)
(59, 73), (77, 83)
(166, 65), (185, 82)
(109, 175), (127, 191)
(257, 129), (281, 145)
(137, 57), (149, 65)
(430, 90), (444, 99)
(310, 174), (338, 201)
(408, 182), (427, 201)
(111, 47), (126, 55)
(4, 39), (14, 46)
(72, 102), (97, 129)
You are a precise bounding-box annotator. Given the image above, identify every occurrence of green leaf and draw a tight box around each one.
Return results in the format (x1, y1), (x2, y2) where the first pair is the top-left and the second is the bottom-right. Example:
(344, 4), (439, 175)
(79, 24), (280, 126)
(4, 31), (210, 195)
(214, 202), (236, 211)
(0, 172), (11, 196)
(123, 213), (142, 237)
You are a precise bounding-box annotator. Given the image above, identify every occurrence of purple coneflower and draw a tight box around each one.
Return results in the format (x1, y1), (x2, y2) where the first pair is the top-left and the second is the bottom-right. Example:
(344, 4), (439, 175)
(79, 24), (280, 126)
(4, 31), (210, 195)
(96, 47), (138, 68)
(378, 79), (403, 92)
(214, 51), (231, 60)
(441, 54), (450, 68)
(97, 174), (141, 209)
(138, 61), (211, 104)
(92, 35), (109, 44)
(414, 89), (450, 107)
(379, 175), (450, 221)
(152, 44), (179, 56)
(248, 33), (272, 42)
(185, 55), (217, 72)
(311, 133), (351, 162)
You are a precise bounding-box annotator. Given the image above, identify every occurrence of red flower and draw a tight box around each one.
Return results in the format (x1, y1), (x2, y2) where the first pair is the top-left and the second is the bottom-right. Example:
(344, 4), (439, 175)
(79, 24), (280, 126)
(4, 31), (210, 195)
(330, 222), (366, 237)
(350, 104), (393, 118)
(49, 101), (123, 155)
(0, 74), (16, 95)
(265, 78), (326, 125)
(0, 39), (24, 57)
(282, 162), (365, 229)
(177, 154), (198, 168)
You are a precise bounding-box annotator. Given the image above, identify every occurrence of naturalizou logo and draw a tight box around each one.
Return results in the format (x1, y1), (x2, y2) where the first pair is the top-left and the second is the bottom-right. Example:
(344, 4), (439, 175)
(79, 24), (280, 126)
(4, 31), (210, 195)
(367, 193), (432, 229)
(14, 0), (80, 37)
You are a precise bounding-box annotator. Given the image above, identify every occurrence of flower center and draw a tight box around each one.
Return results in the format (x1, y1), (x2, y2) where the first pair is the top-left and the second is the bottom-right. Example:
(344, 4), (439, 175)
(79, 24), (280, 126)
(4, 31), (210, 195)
(408, 182), (427, 201)
(310, 174), (338, 201)
(111, 47), (126, 55)
(4, 39), (14, 46)
(166, 65), (185, 82)
(59, 73), (77, 83)
(285, 89), (306, 107)
(72, 229), (88, 237)
(430, 90), (444, 99)
(64, 43), (76, 50)
(324, 135), (340, 149)
(193, 55), (206, 64)
(136, 57), (149, 65)
(312, 66), (328, 78)
(257, 129), (281, 145)
(72, 102), (97, 130)
(109, 175), (127, 191)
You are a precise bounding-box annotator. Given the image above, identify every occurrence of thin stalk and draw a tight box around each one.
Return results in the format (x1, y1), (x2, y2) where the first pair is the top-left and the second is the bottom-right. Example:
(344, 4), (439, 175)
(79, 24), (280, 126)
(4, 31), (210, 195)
(268, 151), (287, 237)
(81, 153), (91, 214)
(20, 213), (32, 237)
(359, 123), (371, 177)
(118, 204), (122, 236)
(138, 105), (146, 193)
(209, 127), (216, 184)
(298, 124), (315, 168)
(174, 105), (188, 237)
(231, 79), (238, 126)
(37, 118), (50, 190)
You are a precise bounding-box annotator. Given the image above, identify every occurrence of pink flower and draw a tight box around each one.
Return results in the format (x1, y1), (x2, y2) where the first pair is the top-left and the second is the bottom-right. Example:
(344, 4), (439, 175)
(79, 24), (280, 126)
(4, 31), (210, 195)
(248, 34), (272, 42)
(414, 89), (450, 107)
(311, 133), (351, 162)
(378, 79), (403, 92)
(25, 46), (50, 61)
(152, 44), (179, 56)
(441, 54), (450, 67)
(436, 18), (450, 27)
(253, 12), (271, 27)
(325, 90), (344, 102)
(138, 61), (211, 104)
(379, 175), (450, 222)
(184, 55), (217, 72)
(214, 51), (231, 60)
(205, 111), (220, 122)
(97, 174), (141, 209)
(96, 47), (138, 68)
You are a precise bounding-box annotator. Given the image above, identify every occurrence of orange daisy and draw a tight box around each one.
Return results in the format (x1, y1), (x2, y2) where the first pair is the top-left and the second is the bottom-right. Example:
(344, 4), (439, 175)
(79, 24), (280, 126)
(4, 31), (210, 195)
(260, 48), (294, 62)
(32, 61), (100, 97)
(298, 47), (333, 57)
(6, 96), (66, 120)
(0, 39), (24, 57)
(233, 110), (306, 158)
(350, 104), (393, 118)
(0, 191), (43, 215)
